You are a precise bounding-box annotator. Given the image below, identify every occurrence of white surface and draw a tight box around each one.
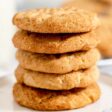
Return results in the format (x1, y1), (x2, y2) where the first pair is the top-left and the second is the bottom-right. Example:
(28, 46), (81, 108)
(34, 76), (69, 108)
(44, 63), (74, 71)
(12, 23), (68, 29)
(0, 0), (15, 66)
(98, 59), (112, 67)
(0, 73), (112, 112)
(16, 0), (65, 10)
(0, 71), (8, 79)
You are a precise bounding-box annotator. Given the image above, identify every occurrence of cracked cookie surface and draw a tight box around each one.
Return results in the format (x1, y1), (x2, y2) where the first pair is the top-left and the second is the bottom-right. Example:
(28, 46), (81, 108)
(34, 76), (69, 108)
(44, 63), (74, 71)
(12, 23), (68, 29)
(13, 7), (99, 33)
(15, 66), (99, 90)
(16, 49), (100, 73)
(13, 83), (100, 111)
(13, 30), (99, 54)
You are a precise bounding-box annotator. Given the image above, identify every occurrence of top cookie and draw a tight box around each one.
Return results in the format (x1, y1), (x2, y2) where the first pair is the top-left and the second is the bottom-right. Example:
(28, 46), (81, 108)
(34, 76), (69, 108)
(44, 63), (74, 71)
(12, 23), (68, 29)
(13, 7), (99, 33)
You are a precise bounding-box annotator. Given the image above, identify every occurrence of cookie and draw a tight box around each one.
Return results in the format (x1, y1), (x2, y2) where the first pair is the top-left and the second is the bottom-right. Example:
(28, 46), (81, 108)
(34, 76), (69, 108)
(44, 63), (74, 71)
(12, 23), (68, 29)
(15, 66), (99, 90)
(13, 83), (100, 111)
(13, 7), (99, 33)
(100, 0), (112, 4)
(16, 49), (100, 74)
(13, 30), (99, 54)
(62, 0), (112, 16)
(97, 16), (112, 57)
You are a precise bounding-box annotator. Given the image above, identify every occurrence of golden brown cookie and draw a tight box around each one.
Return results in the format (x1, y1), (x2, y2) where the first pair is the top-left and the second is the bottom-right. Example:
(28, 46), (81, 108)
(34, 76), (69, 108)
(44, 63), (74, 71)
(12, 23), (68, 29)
(100, 0), (112, 4)
(15, 66), (99, 90)
(13, 83), (101, 111)
(13, 7), (99, 33)
(13, 30), (99, 54)
(97, 16), (112, 57)
(62, 0), (112, 16)
(16, 49), (100, 74)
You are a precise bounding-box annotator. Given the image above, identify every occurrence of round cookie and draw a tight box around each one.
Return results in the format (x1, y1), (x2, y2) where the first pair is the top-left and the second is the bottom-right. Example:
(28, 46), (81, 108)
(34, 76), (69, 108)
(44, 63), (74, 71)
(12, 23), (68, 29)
(13, 30), (99, 54)
(13, 83), (101, 111)
(15, 66), (99, 90)
(16, 49), (100, 74)
(13, 7), (99, 33)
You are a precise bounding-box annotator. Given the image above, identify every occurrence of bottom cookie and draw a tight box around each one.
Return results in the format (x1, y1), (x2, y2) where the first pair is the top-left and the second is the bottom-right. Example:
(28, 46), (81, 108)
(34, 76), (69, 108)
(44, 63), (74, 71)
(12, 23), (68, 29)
(13, 83), (101, 111)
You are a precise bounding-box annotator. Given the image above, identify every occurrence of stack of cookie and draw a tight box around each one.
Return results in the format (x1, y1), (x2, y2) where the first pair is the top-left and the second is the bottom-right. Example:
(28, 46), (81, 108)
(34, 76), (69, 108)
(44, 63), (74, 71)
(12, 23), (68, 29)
(12, 8), (101, 111)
